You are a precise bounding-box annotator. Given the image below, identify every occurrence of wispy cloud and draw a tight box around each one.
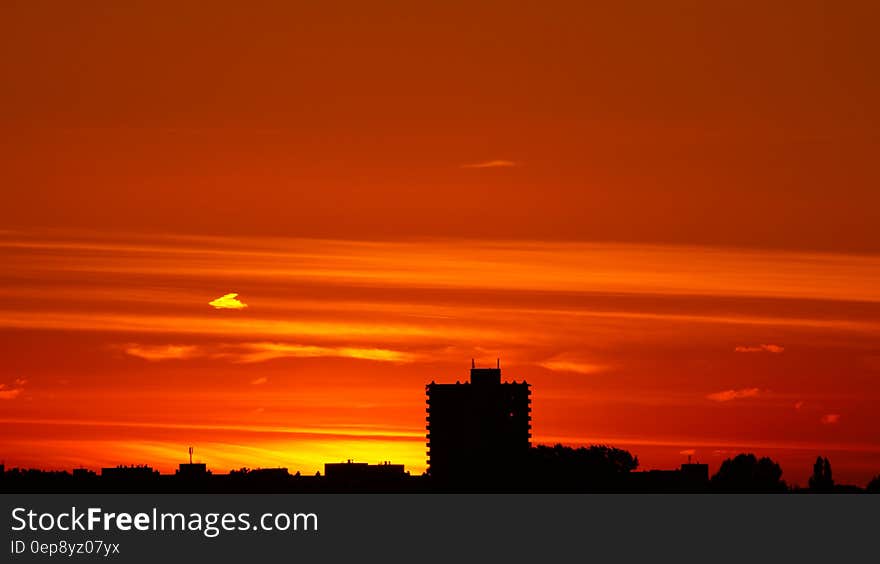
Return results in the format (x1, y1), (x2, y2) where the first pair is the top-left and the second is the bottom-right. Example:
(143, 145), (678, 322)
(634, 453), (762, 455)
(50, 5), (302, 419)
(232, 342), (416, 364)
(0, 387), (22, 400)
(251, 377), (268, 385)
(794, 401), (804, 410)
(120, 341), (417, 364)
(538, 358), (607, 375)
(707, 387), (761, 402)
(6, 235), (880, 306)
(124, 344), (201, 361)
(735, 344), (784, 353)
(460, 159), (519, 169)
(821, 413), (841, 424)
(209, 293), (248, 310)
(0, 379), (26, 400)
(679, 449), (696, 456)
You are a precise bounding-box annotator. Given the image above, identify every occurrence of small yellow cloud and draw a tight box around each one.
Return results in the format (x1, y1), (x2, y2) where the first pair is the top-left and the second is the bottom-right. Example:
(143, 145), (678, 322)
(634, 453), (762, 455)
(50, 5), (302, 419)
(209, 293), (248, 310)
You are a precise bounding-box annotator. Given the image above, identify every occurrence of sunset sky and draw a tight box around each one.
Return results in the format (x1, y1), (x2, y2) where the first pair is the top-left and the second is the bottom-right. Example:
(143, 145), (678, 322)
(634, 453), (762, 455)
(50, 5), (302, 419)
(2, 1), (879, 486)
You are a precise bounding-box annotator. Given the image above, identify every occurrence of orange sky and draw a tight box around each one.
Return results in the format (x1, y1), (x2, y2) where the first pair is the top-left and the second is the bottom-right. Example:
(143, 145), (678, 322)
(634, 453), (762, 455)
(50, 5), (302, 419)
(1, 1), (879, 486)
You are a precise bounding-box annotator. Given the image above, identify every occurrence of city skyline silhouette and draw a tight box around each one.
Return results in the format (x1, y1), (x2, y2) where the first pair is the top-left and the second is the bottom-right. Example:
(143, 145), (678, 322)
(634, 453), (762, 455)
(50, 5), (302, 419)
(2, 362), (878, 493)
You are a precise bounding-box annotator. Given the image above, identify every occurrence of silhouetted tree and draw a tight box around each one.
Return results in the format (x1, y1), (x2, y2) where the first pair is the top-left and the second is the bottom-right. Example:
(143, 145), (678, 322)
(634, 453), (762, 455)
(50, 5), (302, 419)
(710, 453), (787, 493)
(808, 456), (834, 492)
(867, 475), (880, 493)
(526, 444), (638, 491)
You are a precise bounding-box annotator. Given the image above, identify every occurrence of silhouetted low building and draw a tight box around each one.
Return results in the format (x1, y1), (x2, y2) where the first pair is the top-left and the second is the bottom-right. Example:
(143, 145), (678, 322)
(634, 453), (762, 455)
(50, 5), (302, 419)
(246, 468), (290, 479)
(323, 461), (408, 491)
(176, 462), (209, 478)
(680, 462), (709, 484)
(325, 460), (406, 480)
(426, 362), (531, 486)
(101, 465), (159, 480)
(628, 462), (710, 492)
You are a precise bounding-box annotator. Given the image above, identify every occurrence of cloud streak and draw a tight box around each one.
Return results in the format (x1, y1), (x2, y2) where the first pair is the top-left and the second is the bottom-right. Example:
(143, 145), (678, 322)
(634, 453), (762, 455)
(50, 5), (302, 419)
(231, 342), (417, 364)
(707, 388), (761, 402)
(460, 160), (519, 169)
(118, 342), (417, 365)
(735, 344), (784, 353)
(0, 387), (23, 400)
(5, 235), (880, 304)
(0, 379), (26, 400)
(538, 359), (607, 375)
(123, 344), (201, 361)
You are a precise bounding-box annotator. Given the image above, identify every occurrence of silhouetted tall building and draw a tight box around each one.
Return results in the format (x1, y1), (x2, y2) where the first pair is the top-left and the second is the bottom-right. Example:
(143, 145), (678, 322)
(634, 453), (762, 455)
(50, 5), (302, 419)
(426, 362), (531, 484)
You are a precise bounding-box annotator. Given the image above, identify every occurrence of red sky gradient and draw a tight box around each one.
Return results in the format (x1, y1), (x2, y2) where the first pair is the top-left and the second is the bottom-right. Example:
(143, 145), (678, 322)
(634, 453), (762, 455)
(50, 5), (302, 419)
(1, 1), (879, 486)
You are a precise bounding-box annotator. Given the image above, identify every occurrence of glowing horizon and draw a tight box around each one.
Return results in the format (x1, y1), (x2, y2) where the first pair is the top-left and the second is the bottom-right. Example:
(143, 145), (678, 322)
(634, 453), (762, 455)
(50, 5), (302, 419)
(2, 231), (879, 485)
